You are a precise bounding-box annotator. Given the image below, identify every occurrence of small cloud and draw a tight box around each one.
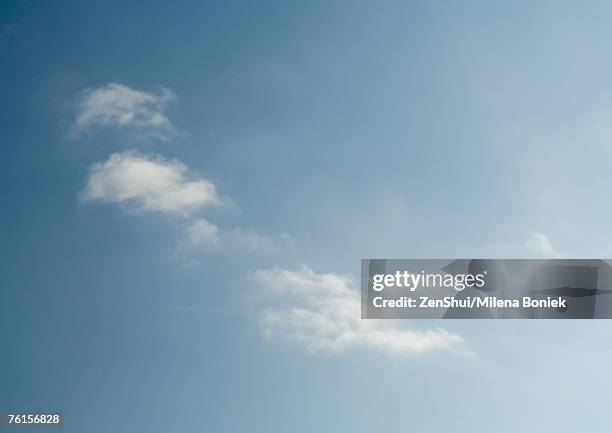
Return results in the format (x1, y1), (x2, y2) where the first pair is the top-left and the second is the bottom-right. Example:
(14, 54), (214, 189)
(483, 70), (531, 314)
(179, 219), (291, 254)
(81, 151), (223, 216)
(184, 218), (222, 250)
(250, 266), (469, 356)
(225, 227), (285, 253)
(71, 82), (176, 139)
(526, 232), (561, 258)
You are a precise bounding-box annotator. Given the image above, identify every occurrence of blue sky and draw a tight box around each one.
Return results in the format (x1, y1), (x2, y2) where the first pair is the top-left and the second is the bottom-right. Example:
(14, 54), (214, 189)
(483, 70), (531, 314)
(3, 1), (612, 432)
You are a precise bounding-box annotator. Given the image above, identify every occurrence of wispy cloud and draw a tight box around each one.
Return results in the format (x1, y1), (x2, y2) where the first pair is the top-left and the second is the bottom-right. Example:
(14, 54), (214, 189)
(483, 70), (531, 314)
(250, 266), (469, 356)
(71, 82), (176, 139)
(179, 218), (291, 254)
(81, 151), (222, 216)
(526, 232), (561, 258)
(183, 218), (223, 250)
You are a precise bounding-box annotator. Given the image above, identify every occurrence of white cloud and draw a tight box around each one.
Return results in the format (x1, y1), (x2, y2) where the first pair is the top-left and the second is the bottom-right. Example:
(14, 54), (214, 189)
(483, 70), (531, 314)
(71, 82), (176, 139)
(225, 227), (286, 253)
(81, 152), (222, 216)
(250, 266), (468, 355)
(184, 218), (222, 250)
(526, 232), (561, 258)
(180, 219), (289, 254)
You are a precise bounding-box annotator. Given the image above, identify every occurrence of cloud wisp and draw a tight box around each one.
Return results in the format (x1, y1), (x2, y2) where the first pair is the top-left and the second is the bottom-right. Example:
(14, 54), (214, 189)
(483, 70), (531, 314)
(526, 232), (561, 258)
(179, 218), (291, 254)
(250, 265), (469, 356)
(81, 151), (222, 216)
(71, 82), (176, 139)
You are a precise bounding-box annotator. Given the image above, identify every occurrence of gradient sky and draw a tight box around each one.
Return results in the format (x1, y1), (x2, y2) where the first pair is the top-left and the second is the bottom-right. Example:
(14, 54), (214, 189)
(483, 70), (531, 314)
(3, 1), (612, 432)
